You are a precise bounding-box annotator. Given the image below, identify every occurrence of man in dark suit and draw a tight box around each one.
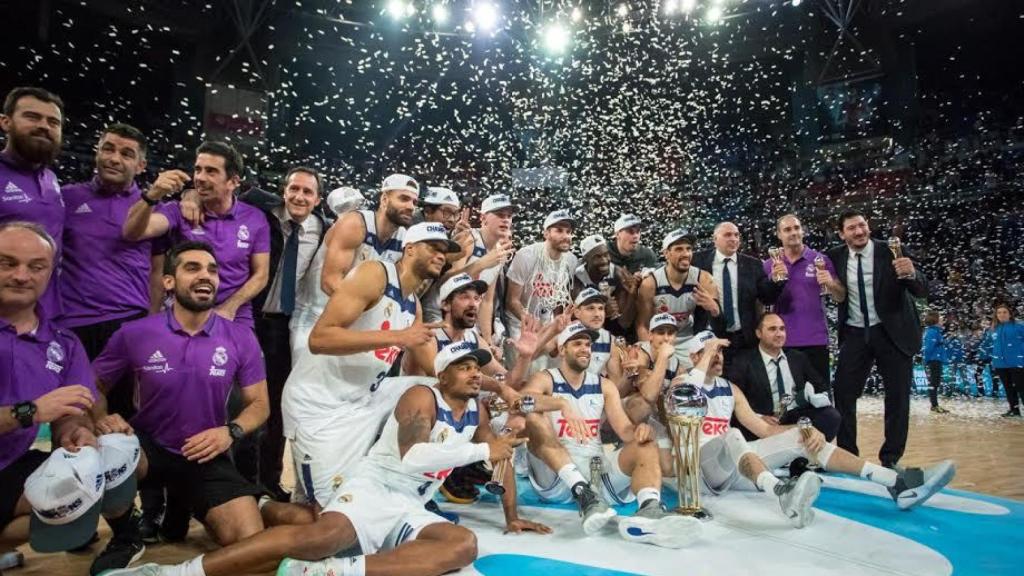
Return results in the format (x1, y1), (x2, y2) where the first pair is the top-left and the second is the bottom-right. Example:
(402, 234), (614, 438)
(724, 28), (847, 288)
(693, 221), (786, 365)
(726, 312), (840, 441)
(826, 209), (928, 468)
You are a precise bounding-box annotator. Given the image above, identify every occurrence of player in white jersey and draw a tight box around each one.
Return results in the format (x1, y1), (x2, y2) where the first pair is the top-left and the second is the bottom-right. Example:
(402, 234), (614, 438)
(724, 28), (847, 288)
(636, 228), (720, 362)
(518, 322), (704, 549)
(572, 234), (638, 335)
(282, 223), (459, 509)
(536, 287), (630, 385)
(109, 342), (551, 576)
(634, 331), (957, 530)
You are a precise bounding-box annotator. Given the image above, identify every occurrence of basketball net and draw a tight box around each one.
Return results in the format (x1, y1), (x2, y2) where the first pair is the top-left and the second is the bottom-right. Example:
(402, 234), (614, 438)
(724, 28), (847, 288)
(526, 247), (573, 320)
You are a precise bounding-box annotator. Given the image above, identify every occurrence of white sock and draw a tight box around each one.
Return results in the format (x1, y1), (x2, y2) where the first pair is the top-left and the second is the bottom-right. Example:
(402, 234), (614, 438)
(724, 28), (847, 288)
(755, 471), (780, 494)
(296, 556), (366, 576)
(636, 487), (660, 508)
(179, 555), (205, 576)
(860, 462), (898, 488)
(557, 464), (587, 490)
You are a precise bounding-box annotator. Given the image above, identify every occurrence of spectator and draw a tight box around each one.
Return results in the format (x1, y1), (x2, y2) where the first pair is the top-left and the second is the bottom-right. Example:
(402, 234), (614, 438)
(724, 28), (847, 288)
(991, 303), (1024, 417)
(922, 311), (949, 413)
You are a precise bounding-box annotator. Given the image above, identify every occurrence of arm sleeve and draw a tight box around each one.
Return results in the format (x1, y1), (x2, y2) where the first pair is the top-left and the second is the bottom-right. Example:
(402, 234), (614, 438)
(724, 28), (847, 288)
(156, 202), (182, 237)
(92, 328), (131, 388)
(401, 441), (490, 474)
(236, 328), (268, 387)
(252, 217), (271, 255)
(63, 334), (98, 397)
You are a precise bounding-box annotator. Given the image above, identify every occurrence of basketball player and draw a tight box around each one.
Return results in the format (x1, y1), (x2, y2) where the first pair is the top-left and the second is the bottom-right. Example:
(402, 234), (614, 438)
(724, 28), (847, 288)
(520, 321), (704, 548)
(572, 234), (638, 335)
(636, 228), (720, 361)
(105, 342), (551, 576)
(281, 222), (458, 509)
(535, 288), (628, 386)
(638, 331), (957, 528)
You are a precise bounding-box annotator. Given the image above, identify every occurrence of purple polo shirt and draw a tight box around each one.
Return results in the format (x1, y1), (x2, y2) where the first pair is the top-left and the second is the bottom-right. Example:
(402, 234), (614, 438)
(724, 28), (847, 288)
(92, 309), (265, 454)
(59, 178), (152, 327)
(161, 199), (270, 327)
(763, 247), (838, 347)
(0, 152), (64, 319)
(1, 315), (95, 471)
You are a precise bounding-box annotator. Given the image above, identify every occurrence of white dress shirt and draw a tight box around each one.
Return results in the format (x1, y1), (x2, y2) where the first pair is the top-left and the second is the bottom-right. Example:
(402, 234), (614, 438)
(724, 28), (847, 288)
(262, 207), (322, 314)
(712, 250), (742, 332)
(759, 346), (795, 413)
(844, 239), (880, 328)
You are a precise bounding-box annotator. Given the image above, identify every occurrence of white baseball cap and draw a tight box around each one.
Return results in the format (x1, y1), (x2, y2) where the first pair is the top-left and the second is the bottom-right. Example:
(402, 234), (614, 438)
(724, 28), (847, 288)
(579, 234), (607, 259)
(649, 312), (680, 332)
(327, 186), (365, 214)
(543, 209), (573, 230)
(402, 222), (462, 253)
(382, 173), (420, 196)
(422, 186), (461, 209)
(25, 446), (105, 553)
(439, 272), (488, 302)
(557, 321), (600, 348)
(662, 228), (697, 251)
(614, 214), (643, 233)
(98, 433), (140, 515)
(574, 287), (607, 307)
(480, 193), (515, 214)
(434, 340), (493, 374)
(685, 330), (718, 356)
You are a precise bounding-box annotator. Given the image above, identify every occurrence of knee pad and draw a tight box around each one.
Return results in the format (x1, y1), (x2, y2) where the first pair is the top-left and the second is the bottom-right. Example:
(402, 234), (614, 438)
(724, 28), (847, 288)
(723, 428), (754, 465)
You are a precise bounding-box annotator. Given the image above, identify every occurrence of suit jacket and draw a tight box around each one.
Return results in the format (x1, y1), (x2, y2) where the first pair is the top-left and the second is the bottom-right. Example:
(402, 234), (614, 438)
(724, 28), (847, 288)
(692, 249), (785, 346)
(825, 239), (928, 357)
(725, 347), (828, 438)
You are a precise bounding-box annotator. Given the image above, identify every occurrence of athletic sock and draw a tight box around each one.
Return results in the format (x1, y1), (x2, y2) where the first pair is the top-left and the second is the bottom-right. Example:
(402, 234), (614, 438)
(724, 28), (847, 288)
(105, 505), (139, 539)
(860, 462), (898, 488)
(756, 471), (780, 494)
(557, 464), (588, 490)
(327, 555), (366, 576)
(181, 555), (206, 576)
(636, 487), (660, 509)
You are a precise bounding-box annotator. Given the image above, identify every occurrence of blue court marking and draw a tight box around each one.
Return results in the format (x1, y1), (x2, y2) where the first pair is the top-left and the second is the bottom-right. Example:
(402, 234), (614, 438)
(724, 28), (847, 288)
(475, 554), (644, 576)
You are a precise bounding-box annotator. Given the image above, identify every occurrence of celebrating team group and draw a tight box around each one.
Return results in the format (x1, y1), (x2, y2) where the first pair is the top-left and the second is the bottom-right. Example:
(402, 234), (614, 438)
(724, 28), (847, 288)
(0, 86), (957, 576)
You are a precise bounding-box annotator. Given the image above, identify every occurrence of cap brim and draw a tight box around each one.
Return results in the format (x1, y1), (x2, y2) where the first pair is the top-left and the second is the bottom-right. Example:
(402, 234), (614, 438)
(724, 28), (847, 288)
(446, 280), (489, 301)
(650, 321), (680, 332)
(101, 474), (137, 516)
(561, 328), (600, 346)
(664, 236), (696, 250)
(444, 348), (493, 373)
(30, 500), (102, 553)
(575, 294), (607, 307)
(484, 204), (516, 214)
(546, 219), (573, 229)
(418, 238), (462, 254)
(615, 222), (643, 233)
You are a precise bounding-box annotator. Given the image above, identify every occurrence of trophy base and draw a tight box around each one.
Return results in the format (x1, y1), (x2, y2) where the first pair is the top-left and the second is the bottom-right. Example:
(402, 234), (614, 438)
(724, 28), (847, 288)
(671, 506), (713, 521)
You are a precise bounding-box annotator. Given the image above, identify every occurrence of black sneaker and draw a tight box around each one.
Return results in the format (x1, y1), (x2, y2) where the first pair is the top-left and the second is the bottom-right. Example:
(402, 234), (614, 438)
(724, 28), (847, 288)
(137, 512), (161, 545)
(1001, 409), (1021, 418)
(158, 499), (191, 543)
(89, 535), (145, 575)
(571, 482), (616, 535)
(439, 470), (480, 504)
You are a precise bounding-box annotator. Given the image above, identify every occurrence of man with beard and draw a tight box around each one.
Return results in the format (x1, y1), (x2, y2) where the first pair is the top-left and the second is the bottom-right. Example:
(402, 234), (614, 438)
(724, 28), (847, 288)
(636, 228), (720, 362)
(416, 186), (463, 323)
(573, 235), (638, 337)
(281, 223), (459, 510)
(0, 87), (66, 319)
(91, 241), (269, 551)
(606, 214), (658, 274)
(121, 142), (270, 329)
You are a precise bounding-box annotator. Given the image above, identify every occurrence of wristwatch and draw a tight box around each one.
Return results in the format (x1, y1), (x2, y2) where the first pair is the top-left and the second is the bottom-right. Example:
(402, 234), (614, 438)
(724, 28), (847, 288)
(227, 422), (245, 442)
(12, 402), (36, 428)
(141, 191), (160, 206)
(516, 395), (536, 415)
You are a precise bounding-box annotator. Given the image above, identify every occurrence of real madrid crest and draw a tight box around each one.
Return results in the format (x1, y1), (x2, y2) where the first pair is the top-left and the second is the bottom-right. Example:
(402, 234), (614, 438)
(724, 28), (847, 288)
(45, 340), (65, 373)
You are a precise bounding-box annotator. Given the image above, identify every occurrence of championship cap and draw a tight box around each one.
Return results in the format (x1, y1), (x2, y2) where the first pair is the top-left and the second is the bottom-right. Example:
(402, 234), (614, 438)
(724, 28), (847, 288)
(98, 433), (141, 515)
(662, 228), (697, 251)
(557, 321), (600, 348)
(649, 312), (680, 332)
(614, 214), (643, 233)
(579, 234), (607, 259)
(439, 273), (488, 302)
(685, 330), (718, 356)
(574, 287), (607, 307)
(480, 193), (515, 214)
(402, 222), (462, 253)
(422, 186), (460, 209)
(326, 186), (366, 214)
(382, 173), (420, 196)
(543, 209), (573, 231)
(25, 447), (105, 553)
(434, 340), (493, 374)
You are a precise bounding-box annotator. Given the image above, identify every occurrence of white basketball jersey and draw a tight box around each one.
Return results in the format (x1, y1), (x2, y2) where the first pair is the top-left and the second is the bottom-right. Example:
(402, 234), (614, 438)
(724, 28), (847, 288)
(364, 385), (480, 502)
(283, 261), (417, 432)
(356, 209), (405, 265)
(697, 376), (735, 447)
(652, 266), (702, 345)
(586, 328), (613, 376)
(546, 368), (604, 459)
(574, 263), (620, 293)
(432, 326), (481, 351)
(638, 341), (681, 390)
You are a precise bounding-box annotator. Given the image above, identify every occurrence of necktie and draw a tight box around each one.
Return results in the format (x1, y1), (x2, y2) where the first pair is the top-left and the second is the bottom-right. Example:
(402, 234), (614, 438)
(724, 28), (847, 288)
(857, 253), (870, 342)
(773, 357), (786, 412)
(280, 220), (300, 315)
(722, 257), (735, 330)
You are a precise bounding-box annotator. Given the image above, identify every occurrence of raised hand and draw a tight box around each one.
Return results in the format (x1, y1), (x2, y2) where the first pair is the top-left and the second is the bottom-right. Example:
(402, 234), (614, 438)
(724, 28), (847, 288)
(486, 434), (526, 463)
(401, 317), (444, 348)
(34, 385), (95, 423)
(148, 169), (190, 200)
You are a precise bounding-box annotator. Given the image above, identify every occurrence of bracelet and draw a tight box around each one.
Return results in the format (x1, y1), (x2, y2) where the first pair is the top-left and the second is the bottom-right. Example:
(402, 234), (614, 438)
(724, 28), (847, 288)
(141, 192), (159, 206)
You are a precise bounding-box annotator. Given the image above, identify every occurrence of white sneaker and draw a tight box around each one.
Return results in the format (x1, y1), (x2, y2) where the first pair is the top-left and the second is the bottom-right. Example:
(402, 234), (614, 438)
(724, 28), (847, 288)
(100, 563), (167, 576)
(890, 460), (957, 510)
(776, 472), (821, 528)
(618, 502), (704, 548)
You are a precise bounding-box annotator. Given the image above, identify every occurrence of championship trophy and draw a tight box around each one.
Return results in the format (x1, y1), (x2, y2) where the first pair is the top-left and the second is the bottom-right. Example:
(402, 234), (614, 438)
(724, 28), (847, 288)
(660, 382), (711, 519)
(768, 247), (788, 282)
(814, 254), (828, 296)
(888, 236), (911, 279)
(484, 427), (515, 496)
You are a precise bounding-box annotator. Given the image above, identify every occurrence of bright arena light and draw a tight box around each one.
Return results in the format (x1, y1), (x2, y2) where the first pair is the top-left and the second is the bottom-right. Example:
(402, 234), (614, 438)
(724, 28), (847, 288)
(432, 4), (449, 23)
(464, 19), (476, 33)
(792, 0), (803, 6)
(682, 0), (697, 13)
(473, 2), (499, 31)
(705, 5), (724, 24)
(387, 0), (408, 20)
(664, 0), (678, 16)
(542, 22), (571, 55)
(571, 7), (583, 23)
(616, 3), (630, 19)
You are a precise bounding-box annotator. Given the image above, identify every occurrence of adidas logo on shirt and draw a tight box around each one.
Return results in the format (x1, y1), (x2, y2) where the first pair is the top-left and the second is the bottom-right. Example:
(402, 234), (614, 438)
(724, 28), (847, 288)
(75, 203), (93, 214)
(148, 350), (166, 363)
(4, 182), (22, 194)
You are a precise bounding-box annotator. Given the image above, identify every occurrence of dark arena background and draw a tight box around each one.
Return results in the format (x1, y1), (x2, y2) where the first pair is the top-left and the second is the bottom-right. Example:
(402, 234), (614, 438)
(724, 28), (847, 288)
(1, 1), (1022, 575)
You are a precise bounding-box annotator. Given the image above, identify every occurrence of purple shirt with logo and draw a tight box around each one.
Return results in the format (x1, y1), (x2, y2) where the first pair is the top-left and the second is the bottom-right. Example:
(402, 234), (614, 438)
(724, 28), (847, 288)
(0, 152), (64, 319)
(59, 178), (152, 327)
(92, 309), (265, 454)
(1, 316), (95, 471)
(161, 199), (270, 327)
(763, 247), (838, 347)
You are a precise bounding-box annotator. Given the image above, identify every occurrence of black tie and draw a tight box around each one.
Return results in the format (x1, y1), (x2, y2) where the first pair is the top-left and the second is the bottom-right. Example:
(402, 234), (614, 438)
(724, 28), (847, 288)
(773, 357), (786, 410)
(857, 253), (870, 342)
(280, 221), (300, 315)
(723, 257), (735, 330)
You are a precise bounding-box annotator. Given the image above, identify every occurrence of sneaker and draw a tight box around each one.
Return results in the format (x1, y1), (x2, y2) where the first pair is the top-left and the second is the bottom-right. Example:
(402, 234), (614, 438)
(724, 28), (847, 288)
(888, 460), (956, 510)
(775, 472), (821, 528)
(89, 534), (145, 575)
(438, 471), (480, 504)
(137, 512), (161, 545)
(424, 500), (460, 524)
(1001, 409), (1021, 418)
(0, 551), (24, 570)
(158, 500), (191, 543)
(95, 562), (162, 575)
(618, 500), (703, 548)
(930, 405), (950, 414)
(277, 557), (355, 576)
(572, 483), (617, 535)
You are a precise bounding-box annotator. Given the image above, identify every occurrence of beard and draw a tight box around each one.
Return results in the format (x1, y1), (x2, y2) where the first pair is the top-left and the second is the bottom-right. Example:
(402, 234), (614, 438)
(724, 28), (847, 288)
(175, 286), (217, 312)
(566, 354), (591, 372)
(386, 204), (411, 227)
(452, 311), (477, 330)
(9, 128), (61, 165)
